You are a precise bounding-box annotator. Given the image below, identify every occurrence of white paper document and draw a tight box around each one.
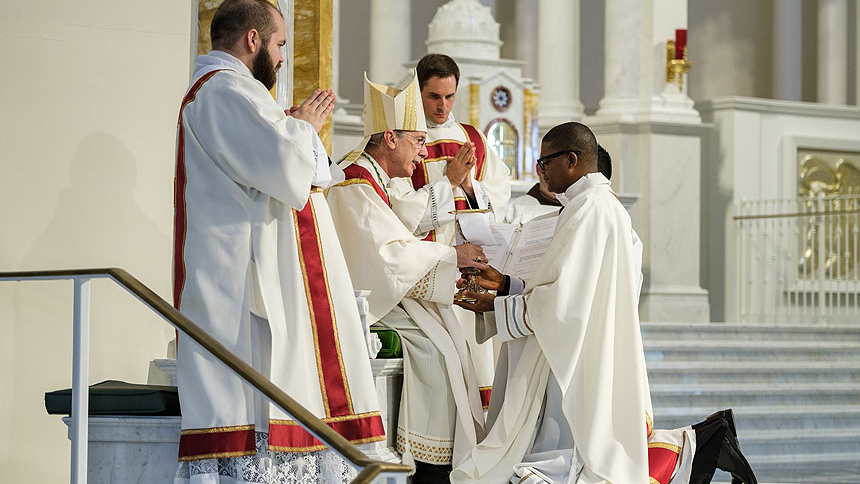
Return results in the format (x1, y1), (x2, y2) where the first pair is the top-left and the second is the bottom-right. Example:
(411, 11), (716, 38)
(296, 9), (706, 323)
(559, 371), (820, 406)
(483, 211), (560, 282)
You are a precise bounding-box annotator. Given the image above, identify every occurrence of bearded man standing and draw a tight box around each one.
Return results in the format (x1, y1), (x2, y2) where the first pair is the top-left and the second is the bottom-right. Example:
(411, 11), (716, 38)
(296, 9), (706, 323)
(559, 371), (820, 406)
(173, 1), (385, 482)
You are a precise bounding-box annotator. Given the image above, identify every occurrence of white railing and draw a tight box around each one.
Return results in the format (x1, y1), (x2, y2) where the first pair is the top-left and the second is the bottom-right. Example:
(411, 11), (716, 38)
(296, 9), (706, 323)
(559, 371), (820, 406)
(735, 195), (860, 323)
(0, 269), (408, 484)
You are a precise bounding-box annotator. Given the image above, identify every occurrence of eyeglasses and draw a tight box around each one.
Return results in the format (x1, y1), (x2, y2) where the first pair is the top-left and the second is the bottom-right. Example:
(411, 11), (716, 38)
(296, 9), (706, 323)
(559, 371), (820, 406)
(397, 131), (427, 148)
(536, 150), (579, 171)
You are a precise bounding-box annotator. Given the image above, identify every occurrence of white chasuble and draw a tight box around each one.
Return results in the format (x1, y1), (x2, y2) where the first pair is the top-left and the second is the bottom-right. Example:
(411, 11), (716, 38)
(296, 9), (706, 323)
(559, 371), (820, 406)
(387, 117), (511, 411)
(326, 153), (486, 465)
(451, 173), (651, 484)
(173, 52), (383, 464)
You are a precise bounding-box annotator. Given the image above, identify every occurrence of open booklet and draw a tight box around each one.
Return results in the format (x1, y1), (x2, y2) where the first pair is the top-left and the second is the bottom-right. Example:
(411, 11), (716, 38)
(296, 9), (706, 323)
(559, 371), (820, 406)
(482, 210), (560, 282)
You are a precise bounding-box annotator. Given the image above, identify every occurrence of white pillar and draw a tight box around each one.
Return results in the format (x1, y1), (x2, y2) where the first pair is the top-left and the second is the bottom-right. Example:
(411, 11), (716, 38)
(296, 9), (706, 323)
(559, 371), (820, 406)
(332, 0), (341, 95)
(638, 0), (699, 122)
(856, 0), (860, 106)
(369, 0), (410, 85)
(818, 0), (848, 104)
(537, 0), (583, 128)
(515, 0), (538, 80)
(773, 0), (803, 101)
(596, 0), (641, 120)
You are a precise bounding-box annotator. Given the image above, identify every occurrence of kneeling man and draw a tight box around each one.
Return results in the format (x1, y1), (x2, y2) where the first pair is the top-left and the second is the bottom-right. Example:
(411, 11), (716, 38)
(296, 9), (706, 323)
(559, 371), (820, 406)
(453, 122), (652, 484)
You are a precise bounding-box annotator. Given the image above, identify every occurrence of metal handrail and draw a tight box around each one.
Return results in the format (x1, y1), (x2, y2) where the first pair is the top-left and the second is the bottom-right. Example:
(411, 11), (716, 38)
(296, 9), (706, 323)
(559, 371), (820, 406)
(0, 268), (410, 484)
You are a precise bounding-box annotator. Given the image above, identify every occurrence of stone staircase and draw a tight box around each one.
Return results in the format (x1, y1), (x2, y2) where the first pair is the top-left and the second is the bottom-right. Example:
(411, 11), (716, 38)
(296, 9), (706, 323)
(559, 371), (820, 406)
(641, 322), (860, 484)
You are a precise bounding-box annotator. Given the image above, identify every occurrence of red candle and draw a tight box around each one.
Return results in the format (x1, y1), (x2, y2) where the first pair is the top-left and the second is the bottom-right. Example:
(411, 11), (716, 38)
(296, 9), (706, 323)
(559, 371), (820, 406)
(675, 29), (687, 59)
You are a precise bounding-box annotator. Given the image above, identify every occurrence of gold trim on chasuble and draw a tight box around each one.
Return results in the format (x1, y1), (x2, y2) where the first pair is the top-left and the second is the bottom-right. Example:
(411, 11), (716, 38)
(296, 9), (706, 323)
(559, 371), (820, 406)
(178, 424), (256, 461)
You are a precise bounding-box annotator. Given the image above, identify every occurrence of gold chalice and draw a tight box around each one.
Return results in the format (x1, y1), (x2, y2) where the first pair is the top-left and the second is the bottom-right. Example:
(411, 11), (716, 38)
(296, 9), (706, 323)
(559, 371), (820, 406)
(450, 208), (491, 303)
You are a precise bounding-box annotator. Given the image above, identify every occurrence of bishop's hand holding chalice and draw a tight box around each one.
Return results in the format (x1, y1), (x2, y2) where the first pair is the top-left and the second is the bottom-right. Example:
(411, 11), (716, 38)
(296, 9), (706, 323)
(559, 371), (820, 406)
(452, 208), (496, 304)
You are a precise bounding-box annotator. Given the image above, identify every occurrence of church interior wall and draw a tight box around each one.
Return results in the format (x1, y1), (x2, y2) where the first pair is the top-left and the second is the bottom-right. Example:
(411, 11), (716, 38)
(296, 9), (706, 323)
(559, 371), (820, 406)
(687, 0), (774, 103)
(4, 0), (860, 481)
(0, 1), (192, 481)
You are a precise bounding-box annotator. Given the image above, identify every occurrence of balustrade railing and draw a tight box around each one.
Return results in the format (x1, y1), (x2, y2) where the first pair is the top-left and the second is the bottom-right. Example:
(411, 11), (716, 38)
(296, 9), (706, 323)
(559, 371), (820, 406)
(735, 195), (860, 323)
(0, 268), (409, 484)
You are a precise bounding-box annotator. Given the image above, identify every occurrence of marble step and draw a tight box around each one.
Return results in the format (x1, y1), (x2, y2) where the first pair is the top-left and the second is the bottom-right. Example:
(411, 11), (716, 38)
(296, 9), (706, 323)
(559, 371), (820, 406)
(643, 340), (860, 362)
(646, 361), (860, 384)
(650, 381), (860, 407)
(653, 404), (860, 432)
(733, 452), (860, 484)
(640, 322), (860, 342)
(734, 428), (860, 456)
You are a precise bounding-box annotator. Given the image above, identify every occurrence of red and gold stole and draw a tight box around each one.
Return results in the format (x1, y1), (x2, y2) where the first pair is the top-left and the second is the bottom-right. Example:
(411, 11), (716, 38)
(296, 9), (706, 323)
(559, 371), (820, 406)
(411, 123), (486, 241)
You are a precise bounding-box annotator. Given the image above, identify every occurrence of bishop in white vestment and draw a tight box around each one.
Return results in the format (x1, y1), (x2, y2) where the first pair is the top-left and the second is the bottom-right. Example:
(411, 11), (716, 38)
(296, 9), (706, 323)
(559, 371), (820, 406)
(172, 2), (383, 482)
(330, 72), (487, 480)
(387, 54), (512, 412)
(452, 123), (652, 484)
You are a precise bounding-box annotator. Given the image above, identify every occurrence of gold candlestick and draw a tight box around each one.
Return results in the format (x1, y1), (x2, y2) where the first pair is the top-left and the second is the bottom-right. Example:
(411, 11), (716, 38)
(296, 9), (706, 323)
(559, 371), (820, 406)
(666, 39), (692, 92)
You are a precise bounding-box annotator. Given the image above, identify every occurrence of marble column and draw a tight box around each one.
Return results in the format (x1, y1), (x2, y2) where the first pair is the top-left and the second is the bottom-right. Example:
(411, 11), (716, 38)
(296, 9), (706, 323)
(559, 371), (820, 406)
(596, 0), (641, 120)
(591, 0), (710, 322)
(369, 0), (410, 86)
(537, 0), (583, 129)
(639, 0), (699, 122)
(332, 0), (341, 97)
(514, 0), (538, 80)
(293, 0), (333, 150)
(856, 0), (860, 106)
(773, 0), (803, 101)
(817, 0), (848, 104)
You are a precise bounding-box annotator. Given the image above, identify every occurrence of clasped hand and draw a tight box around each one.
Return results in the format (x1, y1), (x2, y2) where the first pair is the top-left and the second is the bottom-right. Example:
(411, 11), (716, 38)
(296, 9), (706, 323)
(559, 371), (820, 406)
(286, 89), (336, 133)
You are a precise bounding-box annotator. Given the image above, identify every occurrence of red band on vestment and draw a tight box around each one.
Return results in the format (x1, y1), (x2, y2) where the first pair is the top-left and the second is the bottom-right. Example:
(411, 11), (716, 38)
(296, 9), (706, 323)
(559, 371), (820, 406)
(269, 413), (386, 451)
(173, 69), (223, 309)
(413, 123), (487, 240)
(294, 196), (352, 417)
(342, 164), (389, 205)
(648, 446), (680, 484)
(178, 426), (255, 461)
(460, 124), (487, 181)
(480, 387), (492, 409)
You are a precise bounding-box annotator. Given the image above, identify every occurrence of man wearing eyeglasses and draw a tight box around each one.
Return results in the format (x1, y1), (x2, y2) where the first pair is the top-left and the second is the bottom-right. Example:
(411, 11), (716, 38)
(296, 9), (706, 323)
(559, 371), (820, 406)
(450, 122), (652, 484)
(328, 72), (489, 484)
(387, 53), (512, 431)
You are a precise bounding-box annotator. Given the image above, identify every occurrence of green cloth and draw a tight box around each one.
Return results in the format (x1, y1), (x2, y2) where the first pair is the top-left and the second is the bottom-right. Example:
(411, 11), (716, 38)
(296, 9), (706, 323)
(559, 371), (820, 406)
(370, 327), (402, 358)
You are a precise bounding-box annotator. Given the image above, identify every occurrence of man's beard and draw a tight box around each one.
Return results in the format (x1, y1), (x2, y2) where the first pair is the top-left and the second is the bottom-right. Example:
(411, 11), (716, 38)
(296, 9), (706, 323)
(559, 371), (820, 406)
(252, 48), (279, 90)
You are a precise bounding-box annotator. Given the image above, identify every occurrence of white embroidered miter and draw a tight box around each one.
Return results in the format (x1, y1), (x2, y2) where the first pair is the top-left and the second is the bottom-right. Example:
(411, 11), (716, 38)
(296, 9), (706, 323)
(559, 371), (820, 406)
(341, 71), (428, 165)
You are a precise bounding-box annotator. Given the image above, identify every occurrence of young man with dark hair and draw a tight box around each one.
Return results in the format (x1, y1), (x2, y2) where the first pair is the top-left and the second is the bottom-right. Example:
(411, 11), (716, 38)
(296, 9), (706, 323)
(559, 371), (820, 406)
(173, 1), (385, 481)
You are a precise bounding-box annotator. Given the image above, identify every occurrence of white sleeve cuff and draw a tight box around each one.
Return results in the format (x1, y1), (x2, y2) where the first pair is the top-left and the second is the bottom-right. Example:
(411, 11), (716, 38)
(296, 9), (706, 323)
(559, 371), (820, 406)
(494, 294), (535, 342)
(471, 178), (491, 210)
(308, 128), (336, 188)
(416, 178), (456, 234)
(508, 276), (526, 295)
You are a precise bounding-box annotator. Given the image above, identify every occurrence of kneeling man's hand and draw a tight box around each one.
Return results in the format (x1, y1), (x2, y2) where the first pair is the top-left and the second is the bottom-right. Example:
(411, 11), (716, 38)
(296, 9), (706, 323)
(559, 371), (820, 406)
(454, 291), (495, 313)
(458, 265), (504, 292)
